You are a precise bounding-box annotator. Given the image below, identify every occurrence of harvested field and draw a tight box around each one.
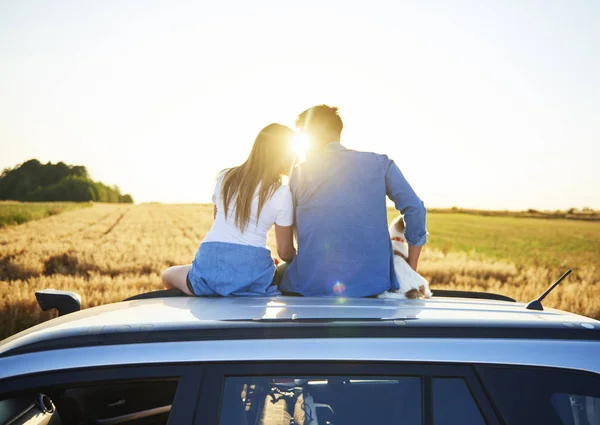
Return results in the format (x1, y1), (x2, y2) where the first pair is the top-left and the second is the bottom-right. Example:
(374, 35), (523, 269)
(0, 203), (598, 340)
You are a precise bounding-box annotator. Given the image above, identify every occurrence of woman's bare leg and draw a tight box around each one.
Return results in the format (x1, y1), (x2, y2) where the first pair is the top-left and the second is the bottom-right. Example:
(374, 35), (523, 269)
(161, 264), (194, 295)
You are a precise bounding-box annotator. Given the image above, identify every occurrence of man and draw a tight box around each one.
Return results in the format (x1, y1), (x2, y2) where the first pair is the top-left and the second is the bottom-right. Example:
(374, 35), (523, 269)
(279, 105), (427, 297)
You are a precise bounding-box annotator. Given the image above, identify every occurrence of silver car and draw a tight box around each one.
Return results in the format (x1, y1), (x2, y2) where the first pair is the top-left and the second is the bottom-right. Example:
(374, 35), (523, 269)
(0, 286), (599, 425)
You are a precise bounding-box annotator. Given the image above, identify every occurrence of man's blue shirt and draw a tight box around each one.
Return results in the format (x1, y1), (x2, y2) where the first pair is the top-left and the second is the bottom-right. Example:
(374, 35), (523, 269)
(280, 142), (427, 297)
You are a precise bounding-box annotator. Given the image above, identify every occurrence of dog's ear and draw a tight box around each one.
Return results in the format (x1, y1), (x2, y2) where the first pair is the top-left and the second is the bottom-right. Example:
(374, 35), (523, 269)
(394, 216), (406, 233)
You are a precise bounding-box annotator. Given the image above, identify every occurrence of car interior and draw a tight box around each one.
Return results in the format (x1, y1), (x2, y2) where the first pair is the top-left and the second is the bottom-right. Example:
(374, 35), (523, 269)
(0, 379), (178, 425)
(220, 377), (422, 425)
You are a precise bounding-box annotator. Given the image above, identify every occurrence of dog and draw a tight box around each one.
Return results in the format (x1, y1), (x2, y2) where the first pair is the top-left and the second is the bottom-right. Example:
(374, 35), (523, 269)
(378, 215), (432, 299)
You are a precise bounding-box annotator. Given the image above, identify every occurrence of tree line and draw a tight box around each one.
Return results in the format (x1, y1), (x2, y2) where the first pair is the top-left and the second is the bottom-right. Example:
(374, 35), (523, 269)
(0, 159), (133, 203)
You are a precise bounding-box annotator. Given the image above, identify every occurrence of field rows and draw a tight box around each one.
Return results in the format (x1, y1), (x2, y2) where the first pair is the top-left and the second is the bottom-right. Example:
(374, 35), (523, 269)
(0, 203), (212, 279)
(1, 203), (599, 340)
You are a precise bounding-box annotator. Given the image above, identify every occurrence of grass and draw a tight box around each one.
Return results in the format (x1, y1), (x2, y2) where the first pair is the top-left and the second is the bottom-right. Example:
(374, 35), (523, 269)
(0, 201), (91, 228)
(427, 207), (600, 221)
(0, 204), (598, 341)
(418, 212), (600, 270)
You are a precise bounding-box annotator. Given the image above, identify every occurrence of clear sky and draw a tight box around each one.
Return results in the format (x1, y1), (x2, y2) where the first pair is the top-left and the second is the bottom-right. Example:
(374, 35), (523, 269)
(1, 0), (599, 210)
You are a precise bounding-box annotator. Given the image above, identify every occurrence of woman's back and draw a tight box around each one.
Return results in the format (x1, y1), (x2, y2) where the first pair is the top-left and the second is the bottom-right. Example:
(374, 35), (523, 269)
(160, 122), (296, 297)
(204, 172), (294, 247)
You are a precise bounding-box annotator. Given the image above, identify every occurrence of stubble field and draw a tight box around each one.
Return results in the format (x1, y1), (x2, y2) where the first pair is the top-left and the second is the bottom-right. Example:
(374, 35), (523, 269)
(1, 203), (599, 340)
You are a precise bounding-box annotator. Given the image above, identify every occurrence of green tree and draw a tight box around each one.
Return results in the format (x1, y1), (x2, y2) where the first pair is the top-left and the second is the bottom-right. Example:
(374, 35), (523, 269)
(42, 177), (95, 202)
(119, 194), (134, 203)
(0, 159), (133, 203)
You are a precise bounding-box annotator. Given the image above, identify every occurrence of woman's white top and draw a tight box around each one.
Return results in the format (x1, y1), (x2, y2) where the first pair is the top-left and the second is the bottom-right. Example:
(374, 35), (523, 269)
(202, 172), (294, 247)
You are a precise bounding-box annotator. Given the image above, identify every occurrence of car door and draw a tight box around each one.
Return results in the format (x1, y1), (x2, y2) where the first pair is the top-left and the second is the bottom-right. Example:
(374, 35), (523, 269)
(194, 362), (501, 425)
(0, 364), (202, 425)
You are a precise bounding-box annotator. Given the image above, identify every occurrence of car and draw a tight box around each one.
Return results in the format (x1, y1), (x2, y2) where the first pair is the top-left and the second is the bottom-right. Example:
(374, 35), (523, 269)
(0, 281), (599, 425)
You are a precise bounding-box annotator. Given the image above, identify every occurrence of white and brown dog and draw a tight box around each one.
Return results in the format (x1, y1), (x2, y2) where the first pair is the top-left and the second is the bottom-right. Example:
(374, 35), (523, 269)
(378, 215), (432, 299)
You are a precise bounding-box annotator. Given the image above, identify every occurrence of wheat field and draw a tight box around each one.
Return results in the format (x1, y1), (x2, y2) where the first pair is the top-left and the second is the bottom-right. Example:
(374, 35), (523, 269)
(1, 203), (599, 340)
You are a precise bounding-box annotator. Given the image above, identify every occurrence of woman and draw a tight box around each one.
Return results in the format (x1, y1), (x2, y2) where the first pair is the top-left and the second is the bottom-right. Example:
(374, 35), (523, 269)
(161, 123), (297, 296)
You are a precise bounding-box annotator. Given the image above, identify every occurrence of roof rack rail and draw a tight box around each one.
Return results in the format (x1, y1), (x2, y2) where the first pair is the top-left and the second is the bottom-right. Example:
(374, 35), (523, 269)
(124, 288), (187, 301)
(122, 289), (516, 303)
(432, 289), (515, 302)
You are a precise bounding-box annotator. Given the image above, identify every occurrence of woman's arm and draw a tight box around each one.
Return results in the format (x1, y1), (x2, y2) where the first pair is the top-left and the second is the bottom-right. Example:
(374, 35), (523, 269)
(275, 224), (296, 263)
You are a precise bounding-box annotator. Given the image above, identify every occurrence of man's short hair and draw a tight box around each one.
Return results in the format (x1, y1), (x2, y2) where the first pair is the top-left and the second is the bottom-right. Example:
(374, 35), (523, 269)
(296, 105), (343, 141)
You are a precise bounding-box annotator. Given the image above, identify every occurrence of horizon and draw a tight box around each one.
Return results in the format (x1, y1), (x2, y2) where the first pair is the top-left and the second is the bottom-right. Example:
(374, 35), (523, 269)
(1, 157), (599, 212)
(1, 1), (599, 210)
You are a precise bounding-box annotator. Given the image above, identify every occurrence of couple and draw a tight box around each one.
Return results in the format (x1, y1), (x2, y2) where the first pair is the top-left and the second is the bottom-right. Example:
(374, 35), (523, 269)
(162, 105), (427, 298)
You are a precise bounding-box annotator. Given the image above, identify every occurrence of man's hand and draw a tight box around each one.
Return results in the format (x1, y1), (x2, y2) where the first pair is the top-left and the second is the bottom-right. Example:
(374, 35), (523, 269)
(407, 245), (422, 271)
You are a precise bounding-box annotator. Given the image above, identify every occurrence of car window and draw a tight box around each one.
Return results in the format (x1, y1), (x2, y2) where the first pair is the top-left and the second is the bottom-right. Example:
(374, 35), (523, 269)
(1, 379), (179, 425)
(552, 393), (600, 425)
(433, 378), (486, 425)
(219, 376), (421, 425)
(477, 366), (600, 425)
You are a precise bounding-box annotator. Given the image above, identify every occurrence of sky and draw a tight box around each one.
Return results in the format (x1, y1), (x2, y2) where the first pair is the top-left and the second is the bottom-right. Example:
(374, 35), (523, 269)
(1, 0), (599, 210)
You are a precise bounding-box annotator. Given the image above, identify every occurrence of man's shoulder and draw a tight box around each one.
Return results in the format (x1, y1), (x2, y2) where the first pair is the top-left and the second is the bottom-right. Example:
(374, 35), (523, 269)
(290, 148), (394, 188)
(337, 145), (391, 160)
(341, 148), (394, 169)
(295, 149), (393, 173)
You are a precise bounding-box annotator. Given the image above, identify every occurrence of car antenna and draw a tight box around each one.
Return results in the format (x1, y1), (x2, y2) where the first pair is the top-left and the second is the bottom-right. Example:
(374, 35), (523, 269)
(525, 269), (572, 311)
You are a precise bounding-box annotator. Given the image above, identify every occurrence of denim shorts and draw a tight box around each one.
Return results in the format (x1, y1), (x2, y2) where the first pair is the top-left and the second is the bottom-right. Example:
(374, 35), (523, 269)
(187, 241), (280, 297)
(186, 272), (196, 295)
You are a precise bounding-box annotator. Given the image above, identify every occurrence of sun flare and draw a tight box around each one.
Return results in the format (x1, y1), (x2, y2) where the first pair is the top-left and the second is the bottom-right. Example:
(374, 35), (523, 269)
(292, 134), (310, 163)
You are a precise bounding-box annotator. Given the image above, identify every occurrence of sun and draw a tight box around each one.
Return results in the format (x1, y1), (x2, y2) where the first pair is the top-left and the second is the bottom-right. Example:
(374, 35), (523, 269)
(292, 133), (310, 163)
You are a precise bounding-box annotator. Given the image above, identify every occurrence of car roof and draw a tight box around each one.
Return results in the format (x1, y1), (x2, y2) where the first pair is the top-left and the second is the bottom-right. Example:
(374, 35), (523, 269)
(1, 296), (599, 357)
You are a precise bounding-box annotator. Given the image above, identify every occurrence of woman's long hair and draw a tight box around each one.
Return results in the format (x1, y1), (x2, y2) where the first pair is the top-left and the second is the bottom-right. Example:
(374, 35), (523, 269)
(221, 123), (295, 232)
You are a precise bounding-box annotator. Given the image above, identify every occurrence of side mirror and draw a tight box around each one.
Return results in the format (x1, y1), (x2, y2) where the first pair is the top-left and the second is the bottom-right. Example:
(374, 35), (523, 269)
(35, 289), (81, 316)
